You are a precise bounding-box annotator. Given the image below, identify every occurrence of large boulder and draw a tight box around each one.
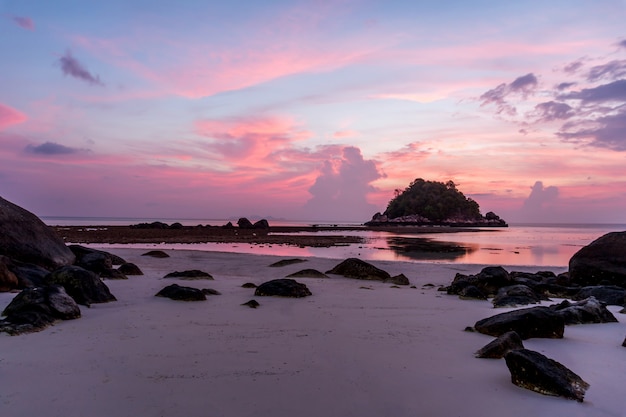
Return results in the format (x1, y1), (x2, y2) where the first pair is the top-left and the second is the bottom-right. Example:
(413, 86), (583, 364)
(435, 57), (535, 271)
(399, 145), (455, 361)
(504, 349), (589, 402)
(237, 217), (254, 229)
(326, 258), (391, 281)
(447, 266), (512, 298)
(475, 331), (524, 359)
(0, 285), (81, 335)
(549, 297), (618, 325)
(492, 284), (542, 308)
(68, 245), (126, 266)
(4, 258), (49, 288)
(572, 286), (626, 306)
(45, 265), (117, 306)
(254, 279), (312, 298)
(569, 231), (626, 287)
(0, 255), (19, 291)
(0, 196), (75, 269)
(474, 306), (565, 339)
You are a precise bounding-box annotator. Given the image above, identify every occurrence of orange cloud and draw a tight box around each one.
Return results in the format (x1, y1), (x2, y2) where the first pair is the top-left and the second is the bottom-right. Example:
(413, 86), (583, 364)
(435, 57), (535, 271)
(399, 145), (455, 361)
(0, 103), (27, 130)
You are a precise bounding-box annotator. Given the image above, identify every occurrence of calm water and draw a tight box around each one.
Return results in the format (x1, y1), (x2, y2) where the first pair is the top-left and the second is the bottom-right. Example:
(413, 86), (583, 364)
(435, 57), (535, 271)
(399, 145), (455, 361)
(45, 217), (625, 268)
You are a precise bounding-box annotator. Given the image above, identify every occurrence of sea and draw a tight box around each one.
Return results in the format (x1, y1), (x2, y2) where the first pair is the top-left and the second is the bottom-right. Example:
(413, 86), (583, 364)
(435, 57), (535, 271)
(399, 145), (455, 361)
(43, 217), (626, 269)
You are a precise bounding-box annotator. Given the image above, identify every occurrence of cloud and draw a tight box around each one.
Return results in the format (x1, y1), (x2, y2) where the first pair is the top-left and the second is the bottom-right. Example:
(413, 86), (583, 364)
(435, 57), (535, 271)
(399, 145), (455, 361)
(557, 109), (626, 151)
(24, 141), (83, 155)
(531, 101), (575, 122)
(618, 39), (626, 49)
(302, 146), (383, 221)
(563, 60), (584, 74)
(587, 60), (626, 82)
(555, 82), (576, 91)
(479, 73), (538, 115)
(59, 51), (104, 86)
(521, 181), (559, 218)
(0, 103), (27, 129)
(9, 15), (34, 30)
(559, 79), (626, 103)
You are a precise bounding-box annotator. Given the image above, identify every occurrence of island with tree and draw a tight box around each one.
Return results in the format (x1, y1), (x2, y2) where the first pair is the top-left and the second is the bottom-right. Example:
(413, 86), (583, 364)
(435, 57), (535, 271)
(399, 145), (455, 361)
(365, 178), (507, 227)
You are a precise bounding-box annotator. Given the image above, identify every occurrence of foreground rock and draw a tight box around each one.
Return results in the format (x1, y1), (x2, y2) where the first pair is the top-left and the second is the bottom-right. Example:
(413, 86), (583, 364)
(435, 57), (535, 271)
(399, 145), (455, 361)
(46, 265), (117, 306)
(0, 285), (80, 335)
(572, 285), (625, 306)
(155, 284), (206, 301)
(0, 196), (75, 270)
(254, 279), (312, 298)
(505, 349), (589, 402)
(569, 231), (626, 287)
(326, 258), (391, 281)
(549, 297), (618, 325)
(492, 284), (542, 308)
(474, 306), (564, 339)
(118, 263), (143, 275)
(446, 266), (512, 298)
(164, 270), (214, 280)
(475, 331), (524, 359)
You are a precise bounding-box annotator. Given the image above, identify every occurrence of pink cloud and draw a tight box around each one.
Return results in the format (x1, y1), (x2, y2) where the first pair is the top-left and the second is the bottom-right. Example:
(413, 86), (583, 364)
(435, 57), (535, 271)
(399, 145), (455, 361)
(0, 103), (27, 129)
(9, 15), (34, 30)
(332, 130), (358, 139)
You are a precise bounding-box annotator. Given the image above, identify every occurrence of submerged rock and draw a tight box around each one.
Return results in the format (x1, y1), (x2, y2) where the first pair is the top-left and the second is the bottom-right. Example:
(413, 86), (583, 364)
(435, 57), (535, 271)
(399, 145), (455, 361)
(141, 250), (170, 258)
(155, 284), (206, 301)
(164, 270), (214, 280)
(286, 269), (329, 279)
(269, 259), (307, 267)
(255, 279), (312, 298)
(326, 258), (391, 281)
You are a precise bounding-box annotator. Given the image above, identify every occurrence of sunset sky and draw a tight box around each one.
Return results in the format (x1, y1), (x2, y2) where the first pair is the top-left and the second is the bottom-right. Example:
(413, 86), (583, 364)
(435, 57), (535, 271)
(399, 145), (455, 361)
(1, 0), (625, 223)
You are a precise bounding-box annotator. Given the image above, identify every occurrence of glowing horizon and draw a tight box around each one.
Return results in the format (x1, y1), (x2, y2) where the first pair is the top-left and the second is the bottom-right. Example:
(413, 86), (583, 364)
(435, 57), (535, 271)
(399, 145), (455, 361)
(1, 1), (625, 223)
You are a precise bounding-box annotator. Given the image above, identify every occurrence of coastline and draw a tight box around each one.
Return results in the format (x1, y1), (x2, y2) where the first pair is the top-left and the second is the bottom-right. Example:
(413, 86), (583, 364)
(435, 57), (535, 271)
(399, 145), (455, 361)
(2, 248), (625, 416)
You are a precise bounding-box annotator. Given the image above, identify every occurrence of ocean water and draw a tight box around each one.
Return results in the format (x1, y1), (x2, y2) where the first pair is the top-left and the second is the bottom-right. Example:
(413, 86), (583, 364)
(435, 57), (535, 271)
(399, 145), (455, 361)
(46, 217), (626, 269)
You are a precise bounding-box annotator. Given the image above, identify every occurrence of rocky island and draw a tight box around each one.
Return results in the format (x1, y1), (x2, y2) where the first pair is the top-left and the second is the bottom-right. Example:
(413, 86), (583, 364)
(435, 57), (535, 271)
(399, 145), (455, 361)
(365, 178), (507, 227)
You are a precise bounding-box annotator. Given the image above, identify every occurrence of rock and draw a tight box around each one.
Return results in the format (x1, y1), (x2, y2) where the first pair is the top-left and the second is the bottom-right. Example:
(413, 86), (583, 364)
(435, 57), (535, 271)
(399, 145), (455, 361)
(242, 299), (260, 308)
(253, 219), (270, 229)
(201, 288), (221, 296)
(326, 258), (391, 281)
(504, 349), (589, 402)
(155, 284), (206, 301)
(0, 255), (19, 291)
(0, 196), (75, 269)
(0, 285), (80, 335)
(492, 285), (542, 308)
(269, 258), (307, 267)
(241, 282), (257, 288)
(76, 251), (112, 273)
(164, 270), (214, 280)
(388, 273), (410, 286)
(141, 250), (170, 258)
(45, 265), (117, 306)
(549, 297), (618, 325)
(118, 263), (143, 275)
(569, 231), (626, 287)
(474, 306), (564, 339)
(286, 269), (329, 278)
(447, 266), (512, 297)
(99, 268), (128, 280)
(572, 286), (625, 306)
(6, 259), (49, 288)
(237, 217), (254, 229)
(458, 285), (487, 300)
(68, 245), (126, 266)
(475, 331), (524, 359)
(254, 279), (312, 298)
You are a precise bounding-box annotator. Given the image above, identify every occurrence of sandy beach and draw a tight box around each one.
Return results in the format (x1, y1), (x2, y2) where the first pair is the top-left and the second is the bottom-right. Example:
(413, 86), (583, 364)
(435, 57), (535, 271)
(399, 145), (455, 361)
(1, 248), (625, 417)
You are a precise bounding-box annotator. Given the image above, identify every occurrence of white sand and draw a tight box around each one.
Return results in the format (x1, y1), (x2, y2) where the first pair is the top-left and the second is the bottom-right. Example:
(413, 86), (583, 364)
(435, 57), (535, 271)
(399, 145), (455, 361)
(1, 249), (625, 417)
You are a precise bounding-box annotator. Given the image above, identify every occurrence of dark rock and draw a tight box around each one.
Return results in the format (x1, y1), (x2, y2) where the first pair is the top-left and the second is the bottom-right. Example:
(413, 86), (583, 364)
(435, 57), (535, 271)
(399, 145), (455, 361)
(269, 258), (307, 267)
(170, 222), (183, 229)
(326, 258), (391, 281)
(201, 288), (221, 296)
(492, 285), (542, 308)
(141, 250), (170, 258)
(504, 349), (589, 402)
(68, 245), (126, 266)
(569, 231), (626, 287)
(45, 265), (117, 306)
(99, 268), (128, 280)
(474, 306), (564, 339)
(0, 196), (75, 269)
(549, 297), (618, 325)
(254, 279), (312, 298)
(475, 331), (524, 359)
(118, 263), (143, 275)
(286, 269), (329, 278)
(155, 284), (206, 301)
(164, 270), (214, 280)
(76, 251), (112, 273)
(0, 255), (19, 291)
(447, 266), (512, 297)
(388, 273), (410, 286)
(222, 221), (234, 229)
(532, 283), (580, 299)
(237, 218), (254, 229)
(572, 285), (625, 306)
(6, 259), (49, 288)
(242, 299), (260, 308)
(241, 282), (257, 288)
(458, 285), (487, 300)
(1, 285), (80, 335)
(253, 219), (270, 229)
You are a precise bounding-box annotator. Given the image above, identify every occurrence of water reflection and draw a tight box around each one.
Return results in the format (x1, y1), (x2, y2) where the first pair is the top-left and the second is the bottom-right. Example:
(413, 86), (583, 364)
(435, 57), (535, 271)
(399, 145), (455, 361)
(384, 236), (477, 261)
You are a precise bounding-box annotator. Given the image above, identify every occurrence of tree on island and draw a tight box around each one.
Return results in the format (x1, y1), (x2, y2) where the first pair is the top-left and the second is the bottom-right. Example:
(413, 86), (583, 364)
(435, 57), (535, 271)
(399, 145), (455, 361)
(368, 178), (507, 226)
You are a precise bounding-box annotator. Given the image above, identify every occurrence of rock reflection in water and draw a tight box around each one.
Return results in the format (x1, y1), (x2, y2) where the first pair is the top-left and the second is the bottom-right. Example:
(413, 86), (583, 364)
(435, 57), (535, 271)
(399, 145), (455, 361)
(385, 236), (477, 260)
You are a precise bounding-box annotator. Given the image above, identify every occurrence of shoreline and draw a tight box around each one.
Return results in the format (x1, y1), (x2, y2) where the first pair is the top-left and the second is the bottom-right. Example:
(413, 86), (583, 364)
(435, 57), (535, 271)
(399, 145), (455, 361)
(2, 248), (624, 416)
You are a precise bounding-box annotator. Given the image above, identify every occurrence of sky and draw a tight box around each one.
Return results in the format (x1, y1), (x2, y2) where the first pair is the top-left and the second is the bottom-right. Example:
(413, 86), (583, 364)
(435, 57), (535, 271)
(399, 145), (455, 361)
(1, 0), (626, 223)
